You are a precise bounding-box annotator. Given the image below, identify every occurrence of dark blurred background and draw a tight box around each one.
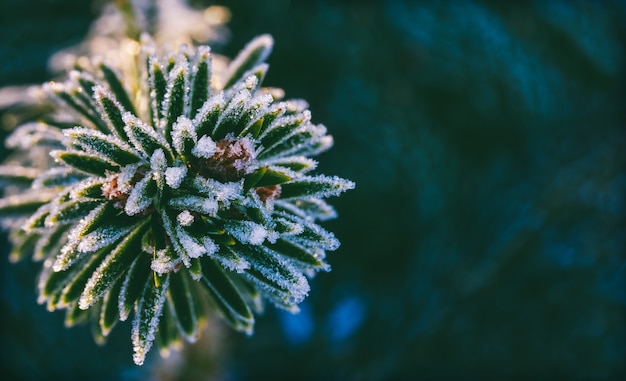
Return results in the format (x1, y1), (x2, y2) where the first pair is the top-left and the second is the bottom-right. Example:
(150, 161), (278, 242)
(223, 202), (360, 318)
(1, 0), (625, 380)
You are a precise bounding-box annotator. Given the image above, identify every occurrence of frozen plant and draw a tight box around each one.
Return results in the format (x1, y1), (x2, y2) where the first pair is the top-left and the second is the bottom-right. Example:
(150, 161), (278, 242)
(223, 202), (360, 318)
(1, 0), (231, 135)
(0, 34), (354, 365)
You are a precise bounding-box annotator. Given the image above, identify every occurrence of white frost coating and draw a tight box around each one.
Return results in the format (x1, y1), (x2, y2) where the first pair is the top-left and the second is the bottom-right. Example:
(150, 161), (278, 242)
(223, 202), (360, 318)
(51, 149), (117, 173)
(285, 99), (310, 114)
(150, 148), (167, 173)
(215, 89), (251, 131)
(79, 235), (126, 310)
(33, 222), (63, 262)
(257, 114), (302, 143)
(192, 176), (243, 206)
(248, 92), (273, 113)
(224, 34), (274, 84)
(266, 230), (279, 244)
(54, 202), (107, 271)
(93, 85), (127, 129)
(63, 210), (95, 248)
(122, 112), (171, 158)
(261, 247), (310, 302)
(274, 217), (304, 236)
(214, 253), (250, 273)
(169, 195), (218, 216)
(161, 210), (190, 268)
(45, 197), (81, 228)
(148, 55), (165, 126)
(245, 246), (310, 306)
(177, 210), (194, 226)
(292, 197), (337, 221)
(125, 175), (153, 216)
(30, 167), (73, 190)
(131, 275), (169, 366)
(201, 195), (224, 213)
(242, 75), (259, 90)
(65, 126), (137, 160)
(274, 201), (309, 221)
(77, 224), (131, 253)
(241, 92), (272, 131)
(192, 91), (225, 127)
(194, 45), (211, 67)
(69, 177), (104, 199)
(165, 165), (187, 189)
(119, 163), (140, 187)
(267, 124), (332, 159)
(42, 195), (64, 228)
(283, 175), (355, 199)
(118, 256), (140, 321)
(191, 135), (216, 158)
(225, 220), (267, 245)
(162, 60), (190, 118)
(295, 220), (340, 251)
(267, 101), (288, 118)
(211, 245), (250, 273)
(176, 225), (206, 259)
(304, 135), (334, 157)
(171, 116), (197, 156)
(216, 180), (244, 203)
(233, 136), (257, 172)
(151, 249), (180, 275)
(21, 204), (49, 233)
(202, 236), (218, 257)
(176, 44), (192, 59)
(244, 191), (275, 226)
(196, 45), (211, 56)
(262, 156), (318, 173)
(5, 122), (64, 149)
(190, 45), (212, 108)
(266, 164), (298, 180)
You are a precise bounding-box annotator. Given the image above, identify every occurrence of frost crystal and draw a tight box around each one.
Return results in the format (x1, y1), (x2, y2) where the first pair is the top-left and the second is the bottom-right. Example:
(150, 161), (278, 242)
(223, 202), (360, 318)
(225, 220), (268, 245)
(191, 135), (217, 158)
(150, 149), (167, 173)
(118, 164), (141, 191)
(5, 122), (65, 149)
(172, 116), (197, 155)
(169, 195), (218, 216)
(132, 275), (169, 366)
(125, 175), (154, 216)
(202, 236), (218, 257)
(165, 165), (187, 189)
(177, 210), (194, 226)
(177, 225), (206, 258)
(0, 34), (353, 366)
(151, 249), (180, 274)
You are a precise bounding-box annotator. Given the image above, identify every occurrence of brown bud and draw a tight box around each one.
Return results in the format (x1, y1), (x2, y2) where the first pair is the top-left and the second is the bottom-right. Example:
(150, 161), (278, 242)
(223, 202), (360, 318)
(102, 175), (130, 209)
(197, 136), (256, 182)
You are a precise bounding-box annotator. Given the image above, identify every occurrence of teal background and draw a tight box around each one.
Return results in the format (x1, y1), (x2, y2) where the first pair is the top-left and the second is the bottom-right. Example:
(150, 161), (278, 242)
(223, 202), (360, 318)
(1, 0), (625, 380)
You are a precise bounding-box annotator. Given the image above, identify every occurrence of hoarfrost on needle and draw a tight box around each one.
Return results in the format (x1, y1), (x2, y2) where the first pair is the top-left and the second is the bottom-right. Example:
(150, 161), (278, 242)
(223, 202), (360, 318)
(165, 165), (187, 189)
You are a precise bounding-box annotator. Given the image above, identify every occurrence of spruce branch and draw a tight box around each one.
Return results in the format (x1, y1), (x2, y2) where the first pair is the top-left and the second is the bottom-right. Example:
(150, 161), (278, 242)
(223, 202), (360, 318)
(0, 34), (354, 365)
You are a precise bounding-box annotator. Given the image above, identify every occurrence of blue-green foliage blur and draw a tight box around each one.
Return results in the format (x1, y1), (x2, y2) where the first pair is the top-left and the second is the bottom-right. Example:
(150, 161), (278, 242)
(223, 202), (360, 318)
(1, 0), (625, 380)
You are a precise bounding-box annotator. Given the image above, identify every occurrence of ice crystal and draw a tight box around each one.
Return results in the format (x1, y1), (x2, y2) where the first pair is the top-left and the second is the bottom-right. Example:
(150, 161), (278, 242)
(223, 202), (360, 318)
(192, 135), (217, 158)
(225, 220), (268, 245)
(176, 210), (194, 226)
(164, 165), (187, 189)
(0, 34), (354, 365)
(125, 175), (154, 216)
